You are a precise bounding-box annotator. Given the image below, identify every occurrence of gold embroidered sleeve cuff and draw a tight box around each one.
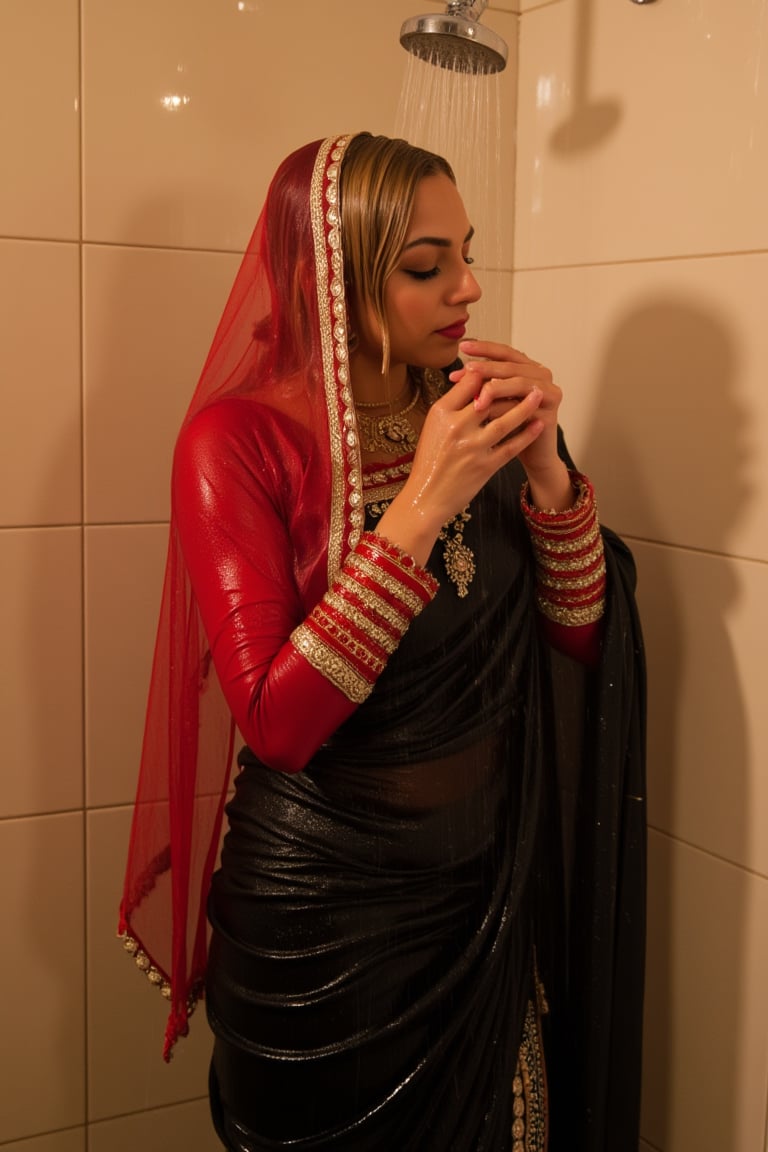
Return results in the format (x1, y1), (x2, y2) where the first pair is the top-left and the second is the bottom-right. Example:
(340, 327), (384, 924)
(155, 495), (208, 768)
(521, 470), (607, 627)
(290, 531), (439, 703)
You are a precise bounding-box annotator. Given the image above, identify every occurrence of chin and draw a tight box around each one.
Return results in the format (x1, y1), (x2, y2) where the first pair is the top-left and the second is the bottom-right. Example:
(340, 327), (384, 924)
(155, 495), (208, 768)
(409, 345), (459, 371)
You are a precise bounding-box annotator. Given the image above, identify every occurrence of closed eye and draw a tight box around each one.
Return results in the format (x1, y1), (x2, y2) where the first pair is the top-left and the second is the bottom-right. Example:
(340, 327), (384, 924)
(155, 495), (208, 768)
(403, 255), (474, 281)
(404, 267), (439, 281)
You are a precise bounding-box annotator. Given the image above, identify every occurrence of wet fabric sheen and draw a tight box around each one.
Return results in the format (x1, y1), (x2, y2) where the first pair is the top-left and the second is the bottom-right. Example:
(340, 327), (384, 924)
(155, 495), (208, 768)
(204, 459), (647, 1152)
(208, 737), (531, 1151)
(205, 466), (541, 1150)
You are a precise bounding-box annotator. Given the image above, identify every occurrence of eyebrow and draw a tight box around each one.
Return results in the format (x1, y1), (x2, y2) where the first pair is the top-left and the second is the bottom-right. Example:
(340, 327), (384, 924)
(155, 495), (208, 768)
(402, 226), (475, 252)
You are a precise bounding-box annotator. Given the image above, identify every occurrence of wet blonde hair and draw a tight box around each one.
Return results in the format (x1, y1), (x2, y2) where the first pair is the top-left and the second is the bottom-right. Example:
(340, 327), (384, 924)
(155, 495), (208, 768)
(339, 133), (455, 375)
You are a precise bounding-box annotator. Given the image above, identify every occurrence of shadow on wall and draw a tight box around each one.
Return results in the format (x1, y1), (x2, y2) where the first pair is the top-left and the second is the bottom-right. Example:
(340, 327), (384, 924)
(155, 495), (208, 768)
(581, 299), (750, 1149)
(549, 0), (622, 154)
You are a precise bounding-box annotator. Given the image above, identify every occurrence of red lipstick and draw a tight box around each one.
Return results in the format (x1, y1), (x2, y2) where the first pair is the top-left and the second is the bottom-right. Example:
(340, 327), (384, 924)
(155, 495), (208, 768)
(436, 321), (467, 340)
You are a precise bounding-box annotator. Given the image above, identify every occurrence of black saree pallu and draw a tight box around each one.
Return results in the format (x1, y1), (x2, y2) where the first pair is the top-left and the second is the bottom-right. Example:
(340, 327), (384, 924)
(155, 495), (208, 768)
(205, 738), (541, 1151)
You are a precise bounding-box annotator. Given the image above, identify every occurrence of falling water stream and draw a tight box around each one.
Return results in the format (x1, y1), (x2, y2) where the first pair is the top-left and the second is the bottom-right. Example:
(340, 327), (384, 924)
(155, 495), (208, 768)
(395, 51), (507, 342)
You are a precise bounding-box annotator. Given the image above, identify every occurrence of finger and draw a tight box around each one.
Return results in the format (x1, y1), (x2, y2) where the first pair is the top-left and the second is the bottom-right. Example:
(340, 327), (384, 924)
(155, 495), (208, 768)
(492, 418), (545, 459)
(479, 387), (543, 443)
(473, 375), (543, 412)
(482, 397), (538, 424)
(459, 339), (538, 365)
(439, 365), (485, 409)
(448, 362), (547, 393)
(455, 359), (536, 383)
(462, 362), (550, 398)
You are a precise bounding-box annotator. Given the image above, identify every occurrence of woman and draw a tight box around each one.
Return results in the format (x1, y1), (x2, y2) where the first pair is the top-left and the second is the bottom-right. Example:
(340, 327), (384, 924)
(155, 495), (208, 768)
(119, 134), (646, 1151)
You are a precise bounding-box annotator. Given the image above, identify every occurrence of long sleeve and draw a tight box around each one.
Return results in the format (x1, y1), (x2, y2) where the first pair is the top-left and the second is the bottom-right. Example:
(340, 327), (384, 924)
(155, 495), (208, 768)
(173, 401), (436, 774)
(522, 470), (606, 667)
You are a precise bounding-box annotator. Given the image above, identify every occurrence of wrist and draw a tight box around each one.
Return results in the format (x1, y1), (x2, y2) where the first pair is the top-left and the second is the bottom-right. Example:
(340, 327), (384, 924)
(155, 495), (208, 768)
(523, 459), (574, 513)
(375, 489), (443, 568)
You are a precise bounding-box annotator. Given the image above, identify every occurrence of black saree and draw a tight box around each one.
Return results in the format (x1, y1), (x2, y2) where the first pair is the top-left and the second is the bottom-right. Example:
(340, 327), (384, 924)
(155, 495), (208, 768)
(204, 457), (646, 1151)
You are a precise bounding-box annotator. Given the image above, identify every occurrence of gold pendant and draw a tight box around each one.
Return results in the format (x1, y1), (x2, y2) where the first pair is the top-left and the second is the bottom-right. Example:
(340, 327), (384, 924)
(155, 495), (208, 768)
(355, 373), (422, 455)
(442, 535), (475, 598)
(376, 414), (419, 451)
(439, 506), (475, 598)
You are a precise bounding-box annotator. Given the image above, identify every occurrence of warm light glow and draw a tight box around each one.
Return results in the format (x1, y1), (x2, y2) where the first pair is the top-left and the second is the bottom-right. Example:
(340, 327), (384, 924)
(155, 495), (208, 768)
(160, 94), (191, 111)
(536, 75), (554, 109)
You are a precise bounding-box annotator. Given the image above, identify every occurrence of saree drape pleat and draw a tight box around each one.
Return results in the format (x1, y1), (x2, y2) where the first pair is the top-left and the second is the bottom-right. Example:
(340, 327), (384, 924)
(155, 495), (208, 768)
(204, 461), (646, 1151)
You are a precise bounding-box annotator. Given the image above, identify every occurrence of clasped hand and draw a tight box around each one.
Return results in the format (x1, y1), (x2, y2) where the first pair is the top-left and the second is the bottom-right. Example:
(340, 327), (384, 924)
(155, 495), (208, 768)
(414, 339), (566, 515)
(453, 339), (562, 471)
(376, 340), (570, 565)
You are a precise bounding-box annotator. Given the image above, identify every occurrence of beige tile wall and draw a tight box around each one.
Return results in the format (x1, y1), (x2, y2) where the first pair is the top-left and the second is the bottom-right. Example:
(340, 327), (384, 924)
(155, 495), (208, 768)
(1, 1133), (86, 1152)
(513, 0), (768, 1149)
(4, 0), (765, 1147)
(0, 0), (517, 1146)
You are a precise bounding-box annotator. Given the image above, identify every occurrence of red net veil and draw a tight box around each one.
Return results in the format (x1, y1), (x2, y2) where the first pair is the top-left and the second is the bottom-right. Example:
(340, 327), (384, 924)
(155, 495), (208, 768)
(118, 135), (363, 1059)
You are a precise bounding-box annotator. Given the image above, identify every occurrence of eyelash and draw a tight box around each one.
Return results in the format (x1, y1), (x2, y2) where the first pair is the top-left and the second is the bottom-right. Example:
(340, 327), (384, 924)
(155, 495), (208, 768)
(405, 256), (475, 282)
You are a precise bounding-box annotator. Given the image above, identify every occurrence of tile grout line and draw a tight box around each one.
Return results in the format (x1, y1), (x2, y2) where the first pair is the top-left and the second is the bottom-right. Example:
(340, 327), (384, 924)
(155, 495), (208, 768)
(617, 534), (768, 571)
(4, 234), (768, 273)
(612, 534), (768, 570)
(0, 1098), (210, 1147)
(0, 1123), (85, 1149)
(87, 1095), (210, 1132)
(647, 824), (768, 885)
(77, 0), (91, 1145)
(0, 521), (171, 533)
(512, 246), (768, 275)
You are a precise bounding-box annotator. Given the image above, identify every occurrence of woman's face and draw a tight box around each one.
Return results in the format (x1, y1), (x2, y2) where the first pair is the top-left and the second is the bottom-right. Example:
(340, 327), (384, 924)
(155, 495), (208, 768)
(356, 173), (482, 371)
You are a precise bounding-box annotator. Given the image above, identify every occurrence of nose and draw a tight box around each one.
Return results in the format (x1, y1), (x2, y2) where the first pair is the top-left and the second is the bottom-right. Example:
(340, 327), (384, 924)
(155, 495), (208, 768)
(464, 267), (482, 303)
(448, 263), (482, 305)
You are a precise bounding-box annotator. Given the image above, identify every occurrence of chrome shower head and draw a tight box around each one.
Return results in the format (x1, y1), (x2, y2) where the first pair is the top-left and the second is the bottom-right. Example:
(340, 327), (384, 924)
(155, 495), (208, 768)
(400, 2), (508, 74)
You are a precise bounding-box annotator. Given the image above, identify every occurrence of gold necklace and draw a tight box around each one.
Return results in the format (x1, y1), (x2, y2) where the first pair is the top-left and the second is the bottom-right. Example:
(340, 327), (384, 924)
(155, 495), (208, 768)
(355, 377), (421, 454)
(355, 377), (412, 410)
(357, 369), (475, 596)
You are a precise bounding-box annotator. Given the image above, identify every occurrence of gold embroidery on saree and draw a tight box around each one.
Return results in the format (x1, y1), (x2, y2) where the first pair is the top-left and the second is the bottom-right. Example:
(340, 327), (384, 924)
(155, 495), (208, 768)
(310, 135), (361, 584)
(512, 997), (549, 1151)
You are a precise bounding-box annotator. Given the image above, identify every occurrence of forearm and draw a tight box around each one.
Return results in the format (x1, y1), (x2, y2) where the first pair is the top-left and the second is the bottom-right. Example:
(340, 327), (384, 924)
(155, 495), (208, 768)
(230, 643), (359, 773)
(374, 494), (442, 568)
(206, 533), (437, 774)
